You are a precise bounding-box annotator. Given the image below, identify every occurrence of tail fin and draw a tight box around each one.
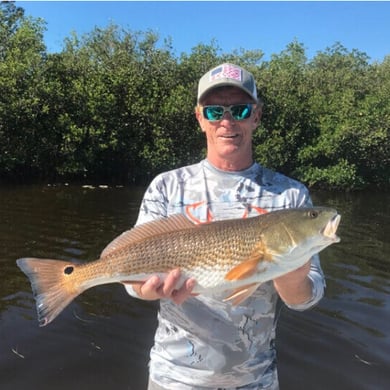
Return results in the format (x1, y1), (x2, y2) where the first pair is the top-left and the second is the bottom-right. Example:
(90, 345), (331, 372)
(16, 258), (84, 326)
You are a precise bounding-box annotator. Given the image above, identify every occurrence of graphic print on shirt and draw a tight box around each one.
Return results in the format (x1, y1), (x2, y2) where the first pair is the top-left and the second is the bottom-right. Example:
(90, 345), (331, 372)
(185, 200), (268, 224)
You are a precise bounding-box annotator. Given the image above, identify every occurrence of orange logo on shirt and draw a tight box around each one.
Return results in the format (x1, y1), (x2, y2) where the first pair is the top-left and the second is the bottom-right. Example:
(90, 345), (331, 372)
(185, 201), (268, 224)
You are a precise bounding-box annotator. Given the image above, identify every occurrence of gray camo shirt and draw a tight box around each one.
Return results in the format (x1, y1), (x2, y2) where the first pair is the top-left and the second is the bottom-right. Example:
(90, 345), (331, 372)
(125, 159), (325, 389)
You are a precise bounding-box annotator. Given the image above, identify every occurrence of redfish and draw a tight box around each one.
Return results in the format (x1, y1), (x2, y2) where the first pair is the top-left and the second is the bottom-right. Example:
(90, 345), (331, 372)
(17, 207), (340, 326)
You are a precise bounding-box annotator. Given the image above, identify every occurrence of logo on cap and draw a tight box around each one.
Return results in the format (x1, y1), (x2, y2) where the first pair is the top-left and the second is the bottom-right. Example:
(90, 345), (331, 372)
(209, 64), (242, 82)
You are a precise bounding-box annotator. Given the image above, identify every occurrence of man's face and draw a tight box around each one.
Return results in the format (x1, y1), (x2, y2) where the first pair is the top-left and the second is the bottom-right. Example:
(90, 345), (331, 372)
(196, 87), (261, 170)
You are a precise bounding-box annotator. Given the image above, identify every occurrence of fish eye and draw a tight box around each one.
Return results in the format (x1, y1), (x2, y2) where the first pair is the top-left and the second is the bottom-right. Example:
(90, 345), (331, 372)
(307, 210), (319, 219)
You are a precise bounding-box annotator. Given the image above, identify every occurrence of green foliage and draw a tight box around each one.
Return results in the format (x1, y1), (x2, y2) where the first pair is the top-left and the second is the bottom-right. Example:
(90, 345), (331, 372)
(296, 159), (364, 190)
(0, 3), (389, 190)
(0, 2), (48, 178)
(253, 40), (315, 174)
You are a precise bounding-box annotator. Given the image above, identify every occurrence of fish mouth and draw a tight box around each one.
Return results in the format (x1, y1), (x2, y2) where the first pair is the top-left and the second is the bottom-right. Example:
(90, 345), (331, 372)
(322, 214), (341, 242)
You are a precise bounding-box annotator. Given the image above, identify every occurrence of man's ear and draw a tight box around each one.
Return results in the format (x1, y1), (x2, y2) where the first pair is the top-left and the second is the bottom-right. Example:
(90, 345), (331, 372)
(195, 106), (206, 132)
(253, 106), (262, 125)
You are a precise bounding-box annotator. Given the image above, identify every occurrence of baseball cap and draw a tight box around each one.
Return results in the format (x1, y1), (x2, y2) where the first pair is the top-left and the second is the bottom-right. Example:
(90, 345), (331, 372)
(197, 63), (258, 103)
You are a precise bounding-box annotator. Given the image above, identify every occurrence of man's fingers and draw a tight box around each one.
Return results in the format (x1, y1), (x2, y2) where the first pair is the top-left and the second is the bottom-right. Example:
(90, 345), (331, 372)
(161, 268), (181, 296)
(172, 278), (196, 305)
(122, 269), (196, 303)
(141, 275), (161, 296)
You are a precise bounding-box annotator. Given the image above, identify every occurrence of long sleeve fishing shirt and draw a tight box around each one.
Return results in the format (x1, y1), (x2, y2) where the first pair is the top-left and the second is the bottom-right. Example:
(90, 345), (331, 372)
(125, 159), (325, 390)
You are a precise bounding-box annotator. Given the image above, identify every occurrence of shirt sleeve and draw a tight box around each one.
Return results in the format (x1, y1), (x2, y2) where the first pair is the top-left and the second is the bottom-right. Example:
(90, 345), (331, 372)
(279, 188), (326, 311)
(282, 254), (326, 311)
(135, 174), (169, 225)
(124, 176), (169, 298)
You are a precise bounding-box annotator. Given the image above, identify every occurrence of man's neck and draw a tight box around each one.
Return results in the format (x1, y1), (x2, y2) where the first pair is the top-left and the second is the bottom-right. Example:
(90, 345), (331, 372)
(206, 156), (254, 172)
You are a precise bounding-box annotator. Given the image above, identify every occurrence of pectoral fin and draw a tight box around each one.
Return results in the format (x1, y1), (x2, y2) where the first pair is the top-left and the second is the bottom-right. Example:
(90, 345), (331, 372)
(223, 283), (261, 306)
(223, 256), (263, 305)
(225, 257), (260, 281)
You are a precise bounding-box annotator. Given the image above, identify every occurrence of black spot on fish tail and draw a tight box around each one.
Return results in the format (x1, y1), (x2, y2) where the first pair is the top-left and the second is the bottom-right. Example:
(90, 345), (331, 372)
(64, 266), (74, 275)
(16, 257), (84, 326)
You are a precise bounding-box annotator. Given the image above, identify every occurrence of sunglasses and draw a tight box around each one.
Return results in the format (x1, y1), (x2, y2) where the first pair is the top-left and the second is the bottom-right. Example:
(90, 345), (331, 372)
(201, 104), (254, 122)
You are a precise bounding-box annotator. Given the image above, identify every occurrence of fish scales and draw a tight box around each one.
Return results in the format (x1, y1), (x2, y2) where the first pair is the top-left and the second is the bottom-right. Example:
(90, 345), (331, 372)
(84, 217), (264, 287)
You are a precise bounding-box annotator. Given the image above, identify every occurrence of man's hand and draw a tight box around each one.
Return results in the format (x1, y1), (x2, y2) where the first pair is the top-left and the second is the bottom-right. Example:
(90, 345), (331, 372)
(273, 260), (313, 305)
(122, 268), (197, 305)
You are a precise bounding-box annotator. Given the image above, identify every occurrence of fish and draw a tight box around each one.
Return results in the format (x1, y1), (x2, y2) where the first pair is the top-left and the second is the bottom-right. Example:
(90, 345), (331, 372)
(16, 207), (341, 326)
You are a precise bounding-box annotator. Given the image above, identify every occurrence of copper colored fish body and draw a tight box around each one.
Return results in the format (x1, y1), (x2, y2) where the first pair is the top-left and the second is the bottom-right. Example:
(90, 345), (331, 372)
(17, 207), (341, 326)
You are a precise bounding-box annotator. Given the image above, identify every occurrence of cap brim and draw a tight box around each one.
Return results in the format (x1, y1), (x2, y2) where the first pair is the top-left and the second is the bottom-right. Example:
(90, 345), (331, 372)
(198, 81), (257, 103)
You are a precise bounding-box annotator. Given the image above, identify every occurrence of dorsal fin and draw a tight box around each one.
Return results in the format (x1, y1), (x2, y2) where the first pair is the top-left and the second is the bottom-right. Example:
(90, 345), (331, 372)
(100, 214), (195, 258)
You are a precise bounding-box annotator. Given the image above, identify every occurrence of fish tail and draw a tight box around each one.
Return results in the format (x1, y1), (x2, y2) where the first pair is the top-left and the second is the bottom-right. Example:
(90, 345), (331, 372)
(16, 257), (85, 326)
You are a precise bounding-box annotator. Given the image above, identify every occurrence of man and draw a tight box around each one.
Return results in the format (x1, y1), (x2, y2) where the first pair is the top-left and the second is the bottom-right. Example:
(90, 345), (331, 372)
(124, 63), (325, 389)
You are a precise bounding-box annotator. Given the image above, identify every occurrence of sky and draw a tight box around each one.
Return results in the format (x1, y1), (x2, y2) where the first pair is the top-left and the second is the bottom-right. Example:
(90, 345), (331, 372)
(18, 1), (390, 62)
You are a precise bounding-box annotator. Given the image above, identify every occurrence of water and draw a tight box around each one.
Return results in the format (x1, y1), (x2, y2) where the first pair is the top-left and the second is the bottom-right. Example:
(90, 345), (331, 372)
(0, 185), (389, 389)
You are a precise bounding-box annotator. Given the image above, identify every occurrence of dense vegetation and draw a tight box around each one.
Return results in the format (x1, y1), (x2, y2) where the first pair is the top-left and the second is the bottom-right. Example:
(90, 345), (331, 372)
(1, 2), (389, 190)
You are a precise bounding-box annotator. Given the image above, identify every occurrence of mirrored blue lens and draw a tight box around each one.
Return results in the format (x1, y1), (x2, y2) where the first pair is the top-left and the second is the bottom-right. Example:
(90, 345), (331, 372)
(203, 104), (252, 121)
